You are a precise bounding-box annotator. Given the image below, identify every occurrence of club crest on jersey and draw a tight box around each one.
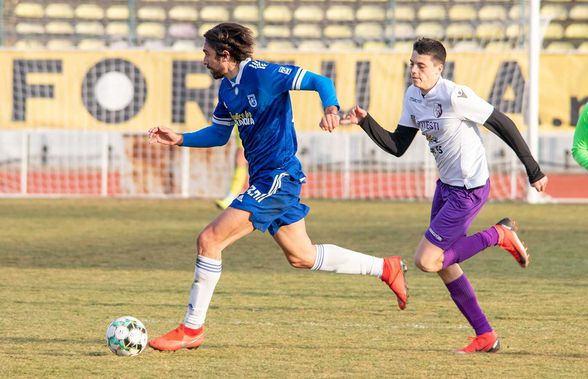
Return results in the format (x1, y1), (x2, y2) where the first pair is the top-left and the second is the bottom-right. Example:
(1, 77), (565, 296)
(247, 94), (257, 108)
(434, 103), (443, 118)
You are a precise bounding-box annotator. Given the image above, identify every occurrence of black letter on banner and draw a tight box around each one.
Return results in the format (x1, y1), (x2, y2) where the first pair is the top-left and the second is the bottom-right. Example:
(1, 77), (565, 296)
(172, 61), (220, 124)
(488, 61), (525, 114)
(12, 60), (62, 121)
(321, 61), (336, 83)
(403, 61), (454, 90)
(82, 59), (147, 123)
(355, 61), (371, 109)
(321, 61), (371, 112)
(571, 97), (588, 126)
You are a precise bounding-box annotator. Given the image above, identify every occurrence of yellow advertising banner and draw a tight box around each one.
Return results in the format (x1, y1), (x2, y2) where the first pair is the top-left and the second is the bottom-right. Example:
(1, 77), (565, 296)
(0, 50), (586, 131)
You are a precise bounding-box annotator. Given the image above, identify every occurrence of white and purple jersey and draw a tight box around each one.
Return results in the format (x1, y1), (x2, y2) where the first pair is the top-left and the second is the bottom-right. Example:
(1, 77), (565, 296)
(212, 58), (308, 183)
(399, 78), (494, 189)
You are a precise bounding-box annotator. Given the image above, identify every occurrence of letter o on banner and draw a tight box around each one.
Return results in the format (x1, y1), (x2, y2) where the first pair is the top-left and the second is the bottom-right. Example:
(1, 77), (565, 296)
(82, 58), (147, 123)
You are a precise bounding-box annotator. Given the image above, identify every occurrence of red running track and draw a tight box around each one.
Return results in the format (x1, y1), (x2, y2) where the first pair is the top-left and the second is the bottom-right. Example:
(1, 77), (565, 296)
(1, 171), (586, 199)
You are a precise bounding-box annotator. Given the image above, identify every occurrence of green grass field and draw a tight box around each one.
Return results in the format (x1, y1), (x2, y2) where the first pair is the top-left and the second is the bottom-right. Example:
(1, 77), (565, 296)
(1, 199), (587, 378)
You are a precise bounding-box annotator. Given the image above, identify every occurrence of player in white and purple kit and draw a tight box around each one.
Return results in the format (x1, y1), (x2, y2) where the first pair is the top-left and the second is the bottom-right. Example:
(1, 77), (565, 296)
(146, 23), (408, 351)
(344, 38), (548, 353)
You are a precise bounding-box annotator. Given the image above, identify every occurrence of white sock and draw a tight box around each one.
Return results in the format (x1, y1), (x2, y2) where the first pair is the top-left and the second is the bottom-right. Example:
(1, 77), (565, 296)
(183, 255), (222, 329)
(311, 244), (383, 277)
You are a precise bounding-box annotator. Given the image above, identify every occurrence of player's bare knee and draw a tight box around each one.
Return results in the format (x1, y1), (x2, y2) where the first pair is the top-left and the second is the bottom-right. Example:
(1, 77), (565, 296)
(196, 229), (218, 255)
(414, 257), (440, 273)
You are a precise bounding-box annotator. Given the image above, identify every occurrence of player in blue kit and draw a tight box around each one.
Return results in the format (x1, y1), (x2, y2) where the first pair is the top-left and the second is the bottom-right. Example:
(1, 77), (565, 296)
(147, 23), (408, 351)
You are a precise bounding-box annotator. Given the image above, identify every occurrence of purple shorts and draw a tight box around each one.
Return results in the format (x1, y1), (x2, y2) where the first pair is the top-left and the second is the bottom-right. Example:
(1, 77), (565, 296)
(424, 179), (490, 250)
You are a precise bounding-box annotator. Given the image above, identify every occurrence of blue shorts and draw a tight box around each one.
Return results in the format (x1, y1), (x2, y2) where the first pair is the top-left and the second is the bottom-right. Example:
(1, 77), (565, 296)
(229, 169), (310, 236)
(424, 179), (490, 250)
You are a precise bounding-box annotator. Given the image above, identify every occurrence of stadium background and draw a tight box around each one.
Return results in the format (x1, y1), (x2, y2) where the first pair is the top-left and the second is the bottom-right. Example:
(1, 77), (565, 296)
(2, 2), (588, 376)
(0, 0), (587, 201)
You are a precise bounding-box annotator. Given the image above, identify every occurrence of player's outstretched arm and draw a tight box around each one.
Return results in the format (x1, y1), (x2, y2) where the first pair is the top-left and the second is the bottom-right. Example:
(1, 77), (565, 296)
(342, 105), (417, 157)
(148, 125), (232, 148)
(148, 126), (183, 145)
(181, 125), (232, 147)
(483, 109), (547, 191)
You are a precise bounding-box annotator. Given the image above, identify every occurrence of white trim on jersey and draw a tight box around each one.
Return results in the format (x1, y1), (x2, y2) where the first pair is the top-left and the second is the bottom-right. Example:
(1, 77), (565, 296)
(249, 60), (268, 70)
(230, 58), (252, 87)
(212, 115), (234, 126)
(292, 68), (307, 90)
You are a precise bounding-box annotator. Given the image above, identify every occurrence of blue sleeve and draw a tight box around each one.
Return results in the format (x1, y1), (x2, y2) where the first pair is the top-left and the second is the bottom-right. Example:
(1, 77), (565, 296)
(181, 125), (232, 147)
(181, 100), (233, 147)
(257, 62), (339, 109)
(258, 62), (301, 96)
(211, 101), (234, 127)
(299, 70), (340, 110)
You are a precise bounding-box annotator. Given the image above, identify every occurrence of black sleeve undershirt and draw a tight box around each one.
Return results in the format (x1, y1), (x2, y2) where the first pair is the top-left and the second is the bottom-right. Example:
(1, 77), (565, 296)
(483, 109), (545, 183)
(358, 113), (418, 157)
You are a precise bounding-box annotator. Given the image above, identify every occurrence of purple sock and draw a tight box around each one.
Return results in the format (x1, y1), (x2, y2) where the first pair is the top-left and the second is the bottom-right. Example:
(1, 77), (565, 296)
(445, 274), (493, 336)
(442, 227), (499, 269)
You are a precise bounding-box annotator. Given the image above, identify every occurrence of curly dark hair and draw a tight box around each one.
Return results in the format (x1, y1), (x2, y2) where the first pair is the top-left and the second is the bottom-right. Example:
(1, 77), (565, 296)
(413, 38), (446, 65)
(203, 23), (255, 62)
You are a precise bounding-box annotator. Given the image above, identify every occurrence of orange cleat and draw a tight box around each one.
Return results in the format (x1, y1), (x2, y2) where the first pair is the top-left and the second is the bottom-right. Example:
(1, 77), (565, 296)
(455, 331), (500, 354)
(149, 324), (205, 351)
(381, 256), (408, 310)
(494, 218), (529, 268)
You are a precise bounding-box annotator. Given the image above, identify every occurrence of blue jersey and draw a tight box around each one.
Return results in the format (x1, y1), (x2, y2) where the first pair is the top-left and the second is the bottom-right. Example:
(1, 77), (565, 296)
(211, 58), (308, 183)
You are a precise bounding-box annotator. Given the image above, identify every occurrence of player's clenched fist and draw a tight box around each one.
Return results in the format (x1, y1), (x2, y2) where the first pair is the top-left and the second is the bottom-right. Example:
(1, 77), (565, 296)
(319, 106), (340, 133)
(148, 126), (183, 146)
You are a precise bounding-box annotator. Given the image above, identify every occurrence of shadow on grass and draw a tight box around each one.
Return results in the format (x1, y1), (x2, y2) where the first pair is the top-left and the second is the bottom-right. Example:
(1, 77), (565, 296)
(198, 342), (448, 354)
(87, 351), (110, 356)
(2, 336), (102, 346)
(6, 336), (586, 360)
(497, 350), (588, 359)
(196, 342), (588, 359)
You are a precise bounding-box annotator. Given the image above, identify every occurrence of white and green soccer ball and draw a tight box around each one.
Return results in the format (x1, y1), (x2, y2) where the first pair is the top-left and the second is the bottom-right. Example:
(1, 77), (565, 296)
(105, 316), (148, 356)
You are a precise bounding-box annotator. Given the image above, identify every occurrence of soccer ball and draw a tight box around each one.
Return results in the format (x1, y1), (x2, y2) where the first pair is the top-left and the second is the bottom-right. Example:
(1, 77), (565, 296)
(105, 316), (148, 356)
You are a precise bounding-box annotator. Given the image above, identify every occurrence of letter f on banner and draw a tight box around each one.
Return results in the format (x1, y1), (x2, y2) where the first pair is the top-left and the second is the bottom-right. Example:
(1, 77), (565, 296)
(12, 60), (62, 121)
